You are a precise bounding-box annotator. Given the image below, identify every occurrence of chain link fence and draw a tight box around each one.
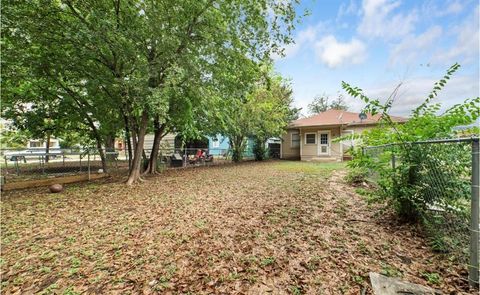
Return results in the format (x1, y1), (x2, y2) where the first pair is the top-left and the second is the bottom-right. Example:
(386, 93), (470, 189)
(363, 137), (479, 287)
(0, 148), (115, 182)
(0, 146), (259, 185)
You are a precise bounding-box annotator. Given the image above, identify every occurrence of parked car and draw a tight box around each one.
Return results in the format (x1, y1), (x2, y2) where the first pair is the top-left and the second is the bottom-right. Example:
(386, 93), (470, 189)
(3, 149), (63, 162)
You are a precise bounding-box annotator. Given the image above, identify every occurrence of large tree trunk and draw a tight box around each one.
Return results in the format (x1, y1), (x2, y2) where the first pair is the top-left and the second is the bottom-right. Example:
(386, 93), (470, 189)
(85, 122), (108, 173)
(130, 115), (139, 170)
(95, 136), (108, 173)
(123, 114), (133, 169)
(105, 134), (116, 161)
(126, 111), (149, 185)
(231, 135), (244, 162)
(145, 117), (166, 174)
(142, 149), (148, 170)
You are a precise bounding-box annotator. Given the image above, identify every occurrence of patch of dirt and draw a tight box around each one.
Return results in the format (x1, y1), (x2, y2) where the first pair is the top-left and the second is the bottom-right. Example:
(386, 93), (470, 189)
(0, 161), (475, 294)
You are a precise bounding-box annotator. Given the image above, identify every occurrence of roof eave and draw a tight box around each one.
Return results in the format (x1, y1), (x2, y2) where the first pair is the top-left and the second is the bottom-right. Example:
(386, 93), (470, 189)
(287, 123), (344, 129)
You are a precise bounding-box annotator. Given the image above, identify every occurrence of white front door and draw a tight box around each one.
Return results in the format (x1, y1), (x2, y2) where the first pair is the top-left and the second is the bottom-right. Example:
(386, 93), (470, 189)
(318, 131), (330, 156)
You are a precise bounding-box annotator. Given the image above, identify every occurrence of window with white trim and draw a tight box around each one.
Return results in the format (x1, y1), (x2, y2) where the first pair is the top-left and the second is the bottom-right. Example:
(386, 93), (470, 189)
(320, 133), (328, 145)
(305, 133), (316, 144)
(291, 131), (300, 148)
(29, 141), (42, 148)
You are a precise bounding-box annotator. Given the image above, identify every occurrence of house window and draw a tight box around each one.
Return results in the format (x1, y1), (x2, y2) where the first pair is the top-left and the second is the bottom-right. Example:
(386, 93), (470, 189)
(305, 133), (316, 144)
(320, 133), (328, 145)
(291, 131), (300, 148)
(29, 141), (42, 148)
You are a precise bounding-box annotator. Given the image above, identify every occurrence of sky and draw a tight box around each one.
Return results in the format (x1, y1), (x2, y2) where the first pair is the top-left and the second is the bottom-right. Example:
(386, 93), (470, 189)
(274, 0), (480, 117)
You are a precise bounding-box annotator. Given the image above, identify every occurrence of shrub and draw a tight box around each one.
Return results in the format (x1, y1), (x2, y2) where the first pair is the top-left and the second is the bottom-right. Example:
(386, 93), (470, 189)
(342, 63), (479, 222)
(253, 137), (267, 161)
(345, 167), (369, 186)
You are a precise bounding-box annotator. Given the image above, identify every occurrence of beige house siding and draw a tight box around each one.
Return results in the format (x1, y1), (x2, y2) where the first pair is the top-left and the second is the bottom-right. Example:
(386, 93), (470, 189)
(341, 125), (375, 152)
(280, 129), (300, 159)
(347, 125), (374, 134)
(281, 124), (376, 161)
(299, 128), (318, 160)
(330, 126), (342, 159)
(144, 133), (176, 154)
(298, 126), (342, 161)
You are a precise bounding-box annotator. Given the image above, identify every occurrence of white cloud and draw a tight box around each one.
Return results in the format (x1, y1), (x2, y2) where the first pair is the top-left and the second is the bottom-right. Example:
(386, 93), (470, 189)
(358, 0), (418, 40)
(288, 73), (478, 118)
(335, 0), (360, 29)
(290, 74), (478, 117)
(314, 35), (367, 68)
(432, 5), (479, 65)
(444, 0), (465, 14)
(419, 0), (468, 19)
(389, 26), (443, 65)
(273, 24), (321, 60)
(284, 26), (317, 57)
(360, 75), (479, 116)
(337, 0), (359, 19)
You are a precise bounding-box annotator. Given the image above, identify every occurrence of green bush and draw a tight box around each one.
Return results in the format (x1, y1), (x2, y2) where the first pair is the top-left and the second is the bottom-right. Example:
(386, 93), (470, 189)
(342, 63), (479, 223)
(253, 138), (267, 161)
(345, 167), (369, 185)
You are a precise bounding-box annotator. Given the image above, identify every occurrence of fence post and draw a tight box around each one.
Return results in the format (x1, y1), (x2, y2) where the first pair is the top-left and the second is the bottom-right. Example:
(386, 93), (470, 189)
(15, 157), (19, 176)
(40, 155), (45, 174)
(87, 151), (91, 181)
(183, 149), (187, 168)
(470, 138), (479, 287)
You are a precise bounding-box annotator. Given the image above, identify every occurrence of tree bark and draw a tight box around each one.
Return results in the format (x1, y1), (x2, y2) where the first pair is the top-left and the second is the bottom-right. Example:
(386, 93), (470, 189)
(123, 113), (133, 169)
(95, 136), (108, 173)
(231, 135), (244, 162)
(145, 117), (166, 174)
(84, 118), (108, 173)
(105, 134), (116, 161)
(126, 110), (148, 185)
(142, 149), (148, 170)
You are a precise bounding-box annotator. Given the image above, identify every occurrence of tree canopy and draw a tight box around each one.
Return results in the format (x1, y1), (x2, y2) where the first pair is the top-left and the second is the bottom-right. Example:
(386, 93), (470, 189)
(307, 93), (348, 115)
(2, 0), (301, 183)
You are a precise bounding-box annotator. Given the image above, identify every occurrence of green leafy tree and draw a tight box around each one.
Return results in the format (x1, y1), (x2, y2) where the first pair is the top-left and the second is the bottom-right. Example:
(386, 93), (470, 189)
(0, 125), (29, 149)
(329, 93), (348, 110)
(308, 94), (329, 114)
(1, 75), (67, 162)
(3, 0), (300, 184)
(215, 70), (294, 162)
(250, 74), (295, 161)
(342, 63), (480, 221)
(308, 93), (348, 115)
(2, 1), (124, 170)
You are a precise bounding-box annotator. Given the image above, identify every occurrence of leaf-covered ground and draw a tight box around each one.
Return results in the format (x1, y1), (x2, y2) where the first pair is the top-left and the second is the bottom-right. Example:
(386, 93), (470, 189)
(1, 161), (475, 294)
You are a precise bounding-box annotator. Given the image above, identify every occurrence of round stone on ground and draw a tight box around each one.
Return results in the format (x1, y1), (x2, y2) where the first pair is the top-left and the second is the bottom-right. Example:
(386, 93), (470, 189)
(49, 184), (63, 193)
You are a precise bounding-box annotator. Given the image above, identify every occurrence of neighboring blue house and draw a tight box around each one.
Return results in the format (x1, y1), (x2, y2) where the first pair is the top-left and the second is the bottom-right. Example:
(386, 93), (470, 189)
(207, 135), (254, 158)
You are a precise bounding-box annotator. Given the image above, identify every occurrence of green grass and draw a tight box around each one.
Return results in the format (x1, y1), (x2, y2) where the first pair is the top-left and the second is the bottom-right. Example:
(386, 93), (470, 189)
(422, 272), (441, 285)
(273, 161), (346, 176)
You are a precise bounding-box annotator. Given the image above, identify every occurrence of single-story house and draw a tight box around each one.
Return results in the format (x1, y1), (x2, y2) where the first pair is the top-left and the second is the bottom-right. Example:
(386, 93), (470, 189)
(27, 138), (60, 149)
(136, 133), (256, 158)
(280, 109), (407, 162)
(208, 135), (255, 158)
